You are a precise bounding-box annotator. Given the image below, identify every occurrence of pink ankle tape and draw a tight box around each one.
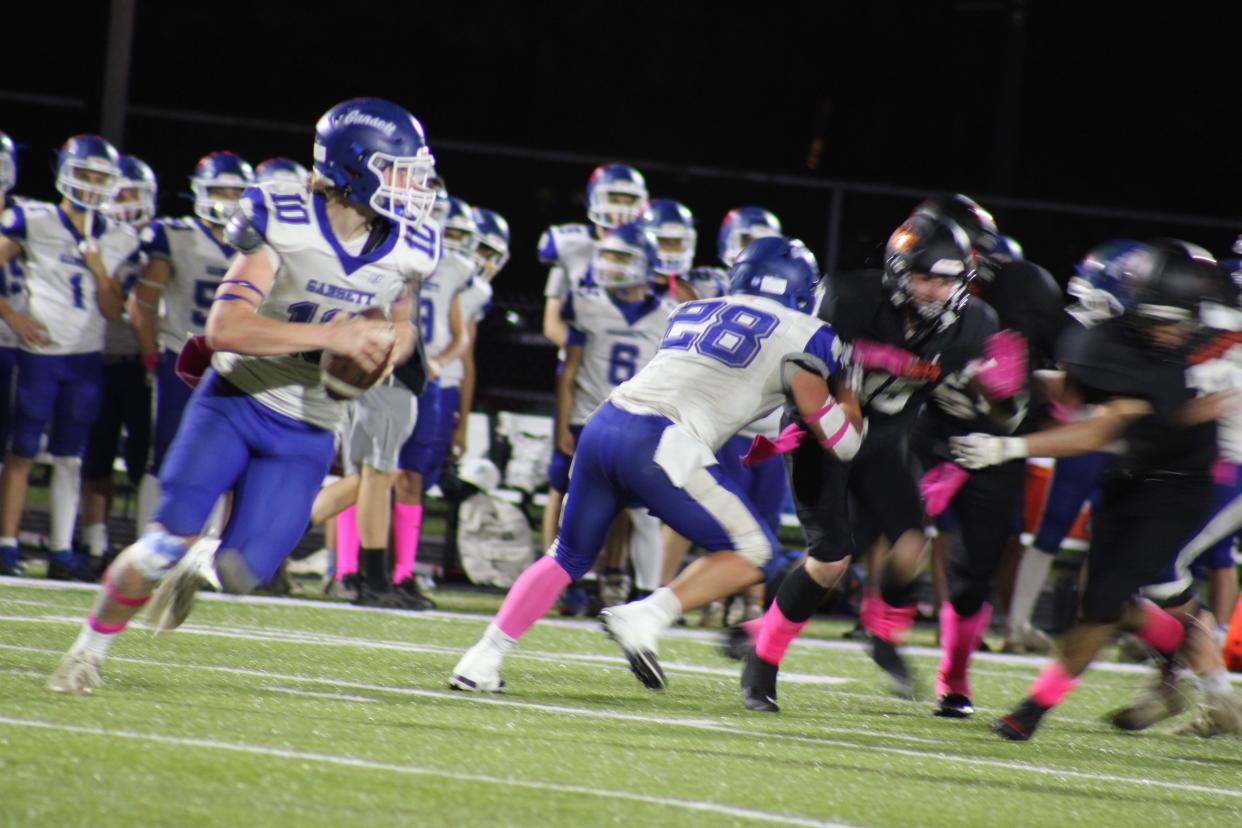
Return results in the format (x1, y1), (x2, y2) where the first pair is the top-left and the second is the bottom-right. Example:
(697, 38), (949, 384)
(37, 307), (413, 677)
(335, 505), (359, 578)
(1135, 600), (1185, 655)
(495, 556), (572, 640)
(754, 603), (810, 665)
(392, 502), (423, 584)
(936, 602), (992, 697)
(862, 595), (916, 644)
(104, 576), (149, 607)
(87, 615), (126, 635)
(1029, 661), (1078, 707)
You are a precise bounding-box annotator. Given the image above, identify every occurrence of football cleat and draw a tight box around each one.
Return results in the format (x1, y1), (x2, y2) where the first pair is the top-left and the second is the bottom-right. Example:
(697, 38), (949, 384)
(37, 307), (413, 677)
(699, 600), (725, 629)
(47, 550), (95, 582)
(47, 650), (103, 695)
(286, 547), (330, 578)
(934, 693), (974, 719)
(1109, 666), (1185, 731)
(324, 574), (361, 601)
(1176, 689), (1242, 738)
(394, 577), (436, 611)
(599, 571), (632, 608)
(352, 583), (407, 609)
(0, 545), (24, 576)
(449, 641), (505, 693)
(740, 651), (780, 713)
(1001, 624), (1054, 655)
(147, 539), (218, 635)
(722, 621), (758, 661)
(869, 637), (917, 699)
(994, 698), (1051, 741)
(600, 604), (666, 690)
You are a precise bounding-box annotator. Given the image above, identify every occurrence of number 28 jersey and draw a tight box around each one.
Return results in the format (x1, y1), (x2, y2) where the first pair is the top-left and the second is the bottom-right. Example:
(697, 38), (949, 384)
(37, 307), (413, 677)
(610, 294), (842, 452)
(214, 182), (441, 431)
(140, 215), (237, 353)
(562, 286), (674, 426)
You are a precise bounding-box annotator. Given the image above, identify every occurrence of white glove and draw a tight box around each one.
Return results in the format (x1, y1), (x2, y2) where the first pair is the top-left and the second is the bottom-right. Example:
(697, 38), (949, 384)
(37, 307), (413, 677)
(948, 434), (1027, 470)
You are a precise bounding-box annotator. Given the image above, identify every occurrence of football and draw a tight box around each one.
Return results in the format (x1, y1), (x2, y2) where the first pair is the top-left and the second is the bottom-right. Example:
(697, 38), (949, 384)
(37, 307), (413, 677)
(319, 307), (395, 400)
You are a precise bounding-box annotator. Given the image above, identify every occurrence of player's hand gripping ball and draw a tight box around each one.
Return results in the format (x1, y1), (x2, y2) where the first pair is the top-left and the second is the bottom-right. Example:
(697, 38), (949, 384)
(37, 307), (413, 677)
(320, 307), (396, 400)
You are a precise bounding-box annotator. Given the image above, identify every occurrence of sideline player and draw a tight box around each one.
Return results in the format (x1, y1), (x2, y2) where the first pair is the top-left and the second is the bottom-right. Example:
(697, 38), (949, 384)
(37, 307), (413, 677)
(451, 236), (855, 693)
(0, 130), (28, 575)
(0, 134), (134, 581)
(47, 97), (440, 694)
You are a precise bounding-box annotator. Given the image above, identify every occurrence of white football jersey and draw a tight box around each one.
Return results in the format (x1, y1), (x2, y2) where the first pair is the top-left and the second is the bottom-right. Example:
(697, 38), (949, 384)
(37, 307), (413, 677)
(611, 294), (841, 452)
(0, 196), (32, 348)
(141, 216), (236, 353)
(102, 247), (146, 356)
(1189, 345), (1242, 464)
(539, 222), (596, 298)
(564, 286), (674, 425)
(0, 199), (137, 355)
(212, 183), (441, 431)
(420, 249), (473, 362)
(439, 275), (493, 389)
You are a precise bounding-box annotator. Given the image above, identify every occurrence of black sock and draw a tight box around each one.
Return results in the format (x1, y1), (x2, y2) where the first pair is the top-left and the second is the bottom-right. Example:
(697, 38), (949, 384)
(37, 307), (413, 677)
(362, 548), (388, 591)
(774, 563), (832, 624)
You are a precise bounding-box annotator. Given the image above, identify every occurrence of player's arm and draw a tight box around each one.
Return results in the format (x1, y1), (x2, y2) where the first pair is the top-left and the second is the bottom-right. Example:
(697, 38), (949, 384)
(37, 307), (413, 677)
(454, 318), (481, 458)
(128, 257), (170, 366)
(81, 239), (124, 321)
(205, 250), (392, 371)
(0, 213), (51, 347)
(388, 281), (417, 366)
(555, 342), (584, 455)
(543, 292), (568, 348)
(431, 293), (470, 374)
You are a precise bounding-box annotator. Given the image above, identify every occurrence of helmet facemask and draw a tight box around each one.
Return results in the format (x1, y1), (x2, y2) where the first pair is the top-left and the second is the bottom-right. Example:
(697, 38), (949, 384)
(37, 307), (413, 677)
(108, 181), (157, 225)
(592, 240), (649, 292)
(651, 224), (696, 276)
(57, 159), (118, 211)
(473, 237), (509, 280)
(588, 183), (646, 230)
(367, 147), (437, 233)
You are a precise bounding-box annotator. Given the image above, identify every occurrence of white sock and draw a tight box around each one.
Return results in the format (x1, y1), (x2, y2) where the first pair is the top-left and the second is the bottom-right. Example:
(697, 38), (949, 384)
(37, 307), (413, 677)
(1008, 546), (1054, 633)
(71, 622), (118, 660)
(626, 508), (663, 592)
(83, 523), (108, 558)
(49, 456), (82, 552)
(483, 622), (516, 654)
(136, 473), (160, 531)
(1202, 670), (1232, 696)
(644, 587), (683, 628)
(0, 535), (17, 549)
(203, 496), (227, 537)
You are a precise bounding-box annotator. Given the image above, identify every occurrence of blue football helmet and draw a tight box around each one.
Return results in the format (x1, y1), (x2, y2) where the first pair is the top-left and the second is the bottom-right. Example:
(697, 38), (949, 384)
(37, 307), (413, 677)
(641, 198), (696, 277)
(428, 173), (449, 226)
(586, 163), (647, 230)
(254, 157), (308, 187)
(684, 265), (729, 301)
(191, 150), (254, 225)
(55, 134), (121, 210)
(590, 221), (658, 290)
(718, 206), (782, 266)
(442, 195), (479, 258)
(0, 131), (16, 194)
(108, 154), (158, 225)
(992, 234), (1024, 263)
(313, 97), (436, 232)
(728, 236), (820, 313)
(1068, 239), (1143, 324)
(471, 207), (510, 280)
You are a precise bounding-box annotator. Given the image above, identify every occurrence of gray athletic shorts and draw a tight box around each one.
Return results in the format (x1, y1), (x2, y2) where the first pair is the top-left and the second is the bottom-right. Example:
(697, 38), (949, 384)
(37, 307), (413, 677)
(342, 383), (418, 475)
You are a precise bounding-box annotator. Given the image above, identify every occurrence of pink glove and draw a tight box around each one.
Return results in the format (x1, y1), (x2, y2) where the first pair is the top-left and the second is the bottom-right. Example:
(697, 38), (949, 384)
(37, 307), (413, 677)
(141, 352), (159, 373)
(851, 339), (940, 380)
(973, 330), (1027, 398)
(175, 335), (215, 389)
(919, 461), (970, 517)
(741, 422), (806, 467)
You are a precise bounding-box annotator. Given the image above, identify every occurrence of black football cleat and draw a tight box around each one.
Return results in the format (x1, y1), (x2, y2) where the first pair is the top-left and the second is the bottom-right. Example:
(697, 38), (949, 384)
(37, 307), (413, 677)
(994, 698), (1051, 741)
(869, 636), (917, 699)
(740, 651), (780, 713)
(722, 624), (753, 661)
(934, 693), (974, 718)
(394, 577), (436, 611)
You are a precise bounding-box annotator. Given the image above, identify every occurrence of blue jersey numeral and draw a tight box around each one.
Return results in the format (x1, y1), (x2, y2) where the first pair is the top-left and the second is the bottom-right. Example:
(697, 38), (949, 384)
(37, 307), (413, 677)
(191, 279), (218, 326)
(270, 193), (310, 225)
(608, 342), (640, 385)
(69, 273), (85, 310)
(661, 300), (778, 368)
(405, 223), (439, 259)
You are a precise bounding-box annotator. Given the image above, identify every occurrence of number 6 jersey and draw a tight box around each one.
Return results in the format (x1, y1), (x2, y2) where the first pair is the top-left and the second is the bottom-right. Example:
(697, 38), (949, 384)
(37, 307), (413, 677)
(215, 181), (441, 431)
(610, 293), (841, 451)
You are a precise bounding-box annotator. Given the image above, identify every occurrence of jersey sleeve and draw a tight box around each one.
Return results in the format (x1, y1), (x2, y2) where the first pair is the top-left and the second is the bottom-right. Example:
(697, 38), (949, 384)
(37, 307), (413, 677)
(225, 187), (269, 253)
(786, 323), (841, 380)
(537, 227), (559, 265)
(0, 203), (26, 241)
(139, 220), (171, 260)
(544, 265), (569, 298)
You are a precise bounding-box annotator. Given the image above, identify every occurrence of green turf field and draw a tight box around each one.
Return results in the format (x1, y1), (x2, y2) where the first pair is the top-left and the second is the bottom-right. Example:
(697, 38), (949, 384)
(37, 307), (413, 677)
(1, 580), (1239, 827)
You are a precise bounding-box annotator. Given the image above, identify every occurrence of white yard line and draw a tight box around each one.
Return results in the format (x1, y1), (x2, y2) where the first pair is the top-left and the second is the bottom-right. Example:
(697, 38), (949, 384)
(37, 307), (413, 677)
(0, 715), (857, 828)
(262, 685), (380, 703)
(2, 640), (1237, 798)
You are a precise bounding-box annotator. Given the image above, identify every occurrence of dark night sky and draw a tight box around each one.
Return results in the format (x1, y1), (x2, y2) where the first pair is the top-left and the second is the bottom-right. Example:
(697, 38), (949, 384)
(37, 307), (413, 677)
(4, 1), (1241, 295)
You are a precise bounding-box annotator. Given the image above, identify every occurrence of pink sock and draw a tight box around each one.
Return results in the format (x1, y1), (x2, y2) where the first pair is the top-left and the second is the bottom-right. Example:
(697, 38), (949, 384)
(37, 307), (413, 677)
(335, 506), (359, 579)
(392, 502), (423, 584)
(754, 602), (810, 666)
(936, 602), (992, 698)
(494, 556), (572, 640)
(1134, 599), (1185, 656)
(1029, 661), (1079, 707)
(862, 594), (917, 644)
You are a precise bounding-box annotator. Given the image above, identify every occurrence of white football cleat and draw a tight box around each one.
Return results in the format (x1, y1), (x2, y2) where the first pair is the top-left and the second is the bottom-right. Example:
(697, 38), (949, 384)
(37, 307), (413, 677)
(47, 650), (103, 695)
(600, 603), (666, 690)
(148, 538), (219, 635)
(1179, 689), (1242, 738)
(449, 641), (506, 692)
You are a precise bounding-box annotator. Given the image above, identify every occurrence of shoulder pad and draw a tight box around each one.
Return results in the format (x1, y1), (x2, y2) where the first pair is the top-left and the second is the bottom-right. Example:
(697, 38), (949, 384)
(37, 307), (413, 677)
(139, 220), (171, 258)
(225, 210), (265, 254)
(0, 203), (26, 240)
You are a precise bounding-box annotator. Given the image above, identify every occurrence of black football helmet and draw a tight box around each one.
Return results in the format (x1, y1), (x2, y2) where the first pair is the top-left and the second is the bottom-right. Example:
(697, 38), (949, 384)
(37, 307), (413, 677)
(912, 193), (1003, 281)
(882, 214), (976, 338)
